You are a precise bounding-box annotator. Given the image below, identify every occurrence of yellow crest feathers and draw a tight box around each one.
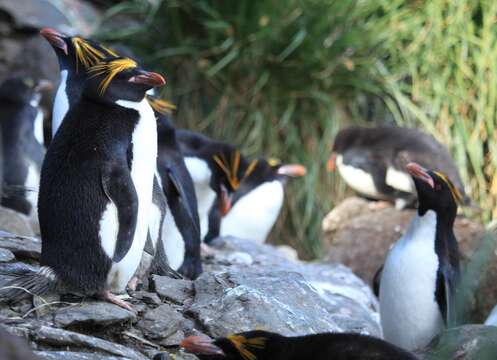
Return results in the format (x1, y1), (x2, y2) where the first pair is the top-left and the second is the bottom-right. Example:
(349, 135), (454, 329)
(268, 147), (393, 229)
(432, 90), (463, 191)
(433, 171), (463, 204)
(146, 95), (177, 114)
(213, 153), (259, 190)
(72, 37), (107, 70)
(88, 58), (137, 95)
(227, 335), (266, 360)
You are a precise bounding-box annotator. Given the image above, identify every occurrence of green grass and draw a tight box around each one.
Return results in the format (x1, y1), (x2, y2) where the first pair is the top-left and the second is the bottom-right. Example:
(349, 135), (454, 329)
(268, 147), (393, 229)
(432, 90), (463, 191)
(95, 0), (497, 259)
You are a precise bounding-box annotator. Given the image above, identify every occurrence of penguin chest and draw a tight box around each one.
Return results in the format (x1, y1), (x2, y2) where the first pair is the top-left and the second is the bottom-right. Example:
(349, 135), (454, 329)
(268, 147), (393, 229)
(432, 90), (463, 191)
(161, 197), (185, 270)
(52, 70), (69, 136)
(104, 99), (157, 292)
(336, 155), (382, 199)
(385, 167), (414, 194)
(24, 160), (40, 218)
(184, 157), (216, 238)
(221, 181), (284, 243)
(380, 211), (443, 350)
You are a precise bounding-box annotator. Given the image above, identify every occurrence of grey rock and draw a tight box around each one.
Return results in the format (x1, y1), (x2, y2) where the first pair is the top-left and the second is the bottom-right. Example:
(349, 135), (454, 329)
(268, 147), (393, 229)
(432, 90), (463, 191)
(54, 302), (136, 328)
(152, 275), (193, 305)
(0, 231), (40, 259)
(0, 325), (41, 359)
(33, 326), (148, 360)
(188, 268), (380, 338)
(417, 325), (497, 360)
(137, 304), (186, 341)
(0, 207), (35, 237)
(35, 351), (126, 360)
(132, 291), (162, 306)
(0, 247), (14, 262)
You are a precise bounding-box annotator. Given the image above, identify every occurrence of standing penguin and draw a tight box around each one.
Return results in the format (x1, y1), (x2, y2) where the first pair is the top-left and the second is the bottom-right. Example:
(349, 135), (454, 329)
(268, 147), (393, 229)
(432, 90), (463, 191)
(1, 58), (165, 309)
(379, 162), (461, 350)
(147, 98), (202, 279)
(216, 158), (306, 244)
(176, 129), (251, 241)
(178, 330), (419, 360)
(0, 76), (51, 221)
(327, 126), (468, 209)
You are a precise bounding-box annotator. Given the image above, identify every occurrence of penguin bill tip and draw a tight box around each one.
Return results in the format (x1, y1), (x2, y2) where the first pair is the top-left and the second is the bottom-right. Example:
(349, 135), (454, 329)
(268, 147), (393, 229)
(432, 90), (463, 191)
(180, 336), (225, 356)
(405, 162), (434, 188)
(40, 27), (68, 55)
(129, 71), (166, 87)
(277, 164), (307, 177)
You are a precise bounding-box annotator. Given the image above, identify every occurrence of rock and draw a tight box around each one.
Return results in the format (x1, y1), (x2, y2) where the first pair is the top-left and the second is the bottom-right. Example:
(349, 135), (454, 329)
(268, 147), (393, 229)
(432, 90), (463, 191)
(0, 325), (41, 359)
(0, 207), (35, 237)
(323, 198), (485, 285)
(187, 268), (380, 338)
(32, 326), (148, 360)
(132, 291), (162, 306)
(34, 351), (125, 360)
(226, 251), (253, 265)
(417, 325), (497, 360)
(137, 304), (186, 341)
(276, 245), (299, 261)
(0, 247), (14, 262)
(54, 302), (136, 328)
(152, 276), (193, 305)
(0, 231), (41, 259)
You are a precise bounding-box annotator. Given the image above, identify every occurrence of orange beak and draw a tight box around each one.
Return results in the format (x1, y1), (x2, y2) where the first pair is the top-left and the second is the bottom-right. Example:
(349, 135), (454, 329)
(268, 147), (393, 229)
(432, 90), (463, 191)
(406, 162), (434, 188)
(40, 28), (68, 55)
(219, 185), (232, 216)
(277, 164), (307, 177)
(326, 153), (337, 172)
(129, 70), (166, 87)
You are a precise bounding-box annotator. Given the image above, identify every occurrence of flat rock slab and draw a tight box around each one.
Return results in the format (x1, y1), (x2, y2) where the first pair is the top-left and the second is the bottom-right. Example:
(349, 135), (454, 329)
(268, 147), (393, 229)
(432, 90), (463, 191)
(33, 326), (148, 360)
(137, 304), (186, 341)
(0, 207), (35, 237)
(188, 269), (380, 338)
(0, 231), (40, 259)
(152, 276), (193, 304)
(35, 351), (126, 360)
(0, 248), (15, 262)
(54, 302), (135, 328)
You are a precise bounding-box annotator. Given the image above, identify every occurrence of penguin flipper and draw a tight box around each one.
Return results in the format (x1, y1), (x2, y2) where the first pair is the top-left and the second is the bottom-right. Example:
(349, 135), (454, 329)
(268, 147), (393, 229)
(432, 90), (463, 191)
(436, 264), (457, 327)
(165, 166), (200, 236)
(101, 165), (138, 263)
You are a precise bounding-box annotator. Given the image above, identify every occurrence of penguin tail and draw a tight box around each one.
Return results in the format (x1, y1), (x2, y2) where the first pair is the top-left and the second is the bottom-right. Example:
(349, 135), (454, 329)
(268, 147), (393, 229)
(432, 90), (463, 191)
(0, 264), (58, 302)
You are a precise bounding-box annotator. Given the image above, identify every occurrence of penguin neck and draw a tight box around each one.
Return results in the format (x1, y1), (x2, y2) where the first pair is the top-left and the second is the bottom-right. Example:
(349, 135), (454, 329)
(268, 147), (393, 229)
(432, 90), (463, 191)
(407, 209), (456, 248)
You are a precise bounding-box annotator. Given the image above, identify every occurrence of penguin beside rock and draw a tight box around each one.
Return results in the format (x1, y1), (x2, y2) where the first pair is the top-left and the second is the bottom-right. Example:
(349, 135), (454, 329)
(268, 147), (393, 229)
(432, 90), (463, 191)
(328, 126), (469, 209)
(1, 57), (166, 310)
(378, 162), (461, 351)
(178, 330), (418, 360)
(214, 158), (306, 244)
(0, 76), (51, 224)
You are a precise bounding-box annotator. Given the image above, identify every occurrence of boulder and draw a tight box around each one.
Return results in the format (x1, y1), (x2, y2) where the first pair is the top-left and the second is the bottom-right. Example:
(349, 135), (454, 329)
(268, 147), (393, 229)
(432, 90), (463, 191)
(0, 231), (41, 259)
(416, 325), (497, 360)
(0, 207), (35, 237)
(54, 302), (136, 328)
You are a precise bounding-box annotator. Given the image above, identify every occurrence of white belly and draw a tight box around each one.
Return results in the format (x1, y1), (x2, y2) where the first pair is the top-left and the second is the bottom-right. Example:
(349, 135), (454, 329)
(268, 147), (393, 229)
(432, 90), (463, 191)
(386, 167), (414, 193)
(221, 181), (284, 243)
(105, 99), (157, 292)
(380, 210), (443, 351)
(52, 70), (69, 137)
(336, 155), (382, 199)
(162, 197), (185, 270)
(25, 161), (40, 218)
(184, 157), (216, 239)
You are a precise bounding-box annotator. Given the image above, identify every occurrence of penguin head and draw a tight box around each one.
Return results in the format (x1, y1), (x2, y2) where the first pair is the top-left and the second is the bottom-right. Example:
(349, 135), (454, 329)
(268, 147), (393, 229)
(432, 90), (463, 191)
(0, 76), (52, 105)
(181, 330), (280, 360)
(40, 28), (117, 72)
(406, 162), (462, 216)
(83, 57), (166, 103)
(327, 127), (363, 171)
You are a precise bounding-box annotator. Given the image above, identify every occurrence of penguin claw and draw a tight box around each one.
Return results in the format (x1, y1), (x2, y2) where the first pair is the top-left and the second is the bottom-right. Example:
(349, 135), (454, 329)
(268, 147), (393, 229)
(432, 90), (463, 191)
(99, 291), (134, 312)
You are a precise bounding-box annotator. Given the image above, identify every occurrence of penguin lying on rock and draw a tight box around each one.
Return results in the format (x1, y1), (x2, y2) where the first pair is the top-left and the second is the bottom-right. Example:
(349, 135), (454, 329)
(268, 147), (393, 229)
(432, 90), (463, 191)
(178, 330), (419, 360)
(214, 158), (306, 244)
(328, 126), (469, 209)
(0, 76), (51, 221)
(0, 57), (166, 310)
(379, 162), (461, 351)
(176, 129), (253, 242)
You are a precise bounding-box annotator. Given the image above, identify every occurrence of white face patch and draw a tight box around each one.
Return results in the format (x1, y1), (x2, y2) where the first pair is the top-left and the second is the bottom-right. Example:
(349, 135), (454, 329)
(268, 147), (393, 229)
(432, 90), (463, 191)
(221, 180), (284, 243)
(386, 167), (414, 193)
(336, 154), (382, 199)
(106, 98), (157, 292)
(379, 210), (443, 350)
(162, 198), (185, 270)
(52, 70), (69, 137)
(184, 156), (217, 240)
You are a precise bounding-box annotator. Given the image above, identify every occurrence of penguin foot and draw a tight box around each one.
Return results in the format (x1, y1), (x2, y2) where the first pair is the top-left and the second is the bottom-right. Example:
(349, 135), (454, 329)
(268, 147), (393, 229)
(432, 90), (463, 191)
(99, 291), (134, 311)
(200, 243), (216, 257)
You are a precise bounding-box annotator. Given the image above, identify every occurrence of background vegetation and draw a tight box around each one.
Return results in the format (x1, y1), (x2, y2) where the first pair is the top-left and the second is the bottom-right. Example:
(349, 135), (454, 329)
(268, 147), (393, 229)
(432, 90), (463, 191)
(95, 0), (496, 259)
